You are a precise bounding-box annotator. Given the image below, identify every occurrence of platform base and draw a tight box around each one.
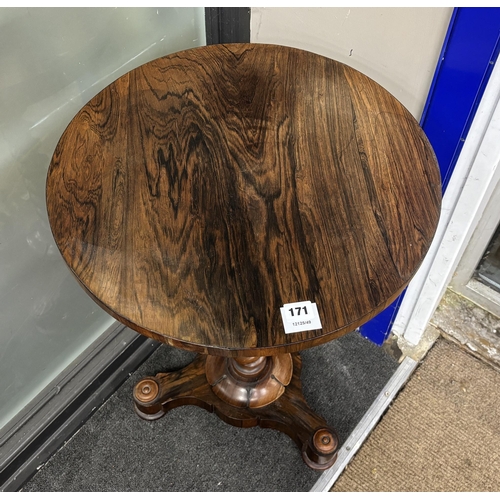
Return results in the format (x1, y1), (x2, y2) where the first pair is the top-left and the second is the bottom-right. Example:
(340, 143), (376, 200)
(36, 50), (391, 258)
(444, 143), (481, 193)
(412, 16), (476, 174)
(133, 353), (338, 470)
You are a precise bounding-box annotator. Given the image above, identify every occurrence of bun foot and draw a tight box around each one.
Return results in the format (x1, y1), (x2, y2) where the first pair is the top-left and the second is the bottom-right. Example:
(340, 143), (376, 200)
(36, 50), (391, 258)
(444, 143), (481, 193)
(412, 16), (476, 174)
(303, 427), (339, 470)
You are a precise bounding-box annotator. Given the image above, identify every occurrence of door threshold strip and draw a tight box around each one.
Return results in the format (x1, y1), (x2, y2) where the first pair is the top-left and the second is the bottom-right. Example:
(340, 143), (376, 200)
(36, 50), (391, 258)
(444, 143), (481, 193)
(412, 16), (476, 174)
(310, 356), (419, 492)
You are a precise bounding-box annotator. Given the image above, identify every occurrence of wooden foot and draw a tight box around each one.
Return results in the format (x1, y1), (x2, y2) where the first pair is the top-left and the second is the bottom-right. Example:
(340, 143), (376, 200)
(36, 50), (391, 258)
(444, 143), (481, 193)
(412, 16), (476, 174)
(133, 353), (339, 470)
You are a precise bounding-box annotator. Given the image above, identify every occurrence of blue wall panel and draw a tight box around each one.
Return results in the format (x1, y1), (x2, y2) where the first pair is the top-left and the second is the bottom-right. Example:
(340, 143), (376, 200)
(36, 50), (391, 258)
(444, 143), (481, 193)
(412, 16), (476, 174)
(360, 7), (500, 345)
(421, 7), (500, 190)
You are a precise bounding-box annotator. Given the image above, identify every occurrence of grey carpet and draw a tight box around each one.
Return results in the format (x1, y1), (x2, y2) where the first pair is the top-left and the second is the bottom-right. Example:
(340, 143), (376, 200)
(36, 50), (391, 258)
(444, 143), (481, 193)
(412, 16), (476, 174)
(22, 330), (398, 492)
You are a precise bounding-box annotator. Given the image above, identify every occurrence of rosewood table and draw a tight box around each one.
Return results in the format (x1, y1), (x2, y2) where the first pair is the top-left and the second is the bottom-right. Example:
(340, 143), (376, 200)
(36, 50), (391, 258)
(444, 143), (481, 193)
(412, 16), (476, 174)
(46, 44), (441, 470)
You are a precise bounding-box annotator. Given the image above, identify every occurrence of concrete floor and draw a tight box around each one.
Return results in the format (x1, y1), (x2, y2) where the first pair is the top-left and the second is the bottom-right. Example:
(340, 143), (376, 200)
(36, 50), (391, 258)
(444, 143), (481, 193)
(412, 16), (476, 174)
(430, 288), (500, 371)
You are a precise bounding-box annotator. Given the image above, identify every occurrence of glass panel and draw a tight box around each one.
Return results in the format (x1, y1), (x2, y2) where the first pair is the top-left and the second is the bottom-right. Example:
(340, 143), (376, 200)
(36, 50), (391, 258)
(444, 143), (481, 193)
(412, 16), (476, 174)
(0, 7), (206, 429)
(475, 222), (500, 294)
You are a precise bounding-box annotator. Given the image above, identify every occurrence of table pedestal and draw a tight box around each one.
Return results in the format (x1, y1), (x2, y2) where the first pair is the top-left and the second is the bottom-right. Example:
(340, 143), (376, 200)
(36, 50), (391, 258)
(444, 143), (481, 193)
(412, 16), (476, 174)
(133, 353), (339, 470)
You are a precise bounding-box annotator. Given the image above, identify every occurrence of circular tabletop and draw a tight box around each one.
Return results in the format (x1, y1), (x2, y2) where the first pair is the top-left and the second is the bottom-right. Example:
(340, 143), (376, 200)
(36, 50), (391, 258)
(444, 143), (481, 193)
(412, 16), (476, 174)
(46, 43), (441, 357)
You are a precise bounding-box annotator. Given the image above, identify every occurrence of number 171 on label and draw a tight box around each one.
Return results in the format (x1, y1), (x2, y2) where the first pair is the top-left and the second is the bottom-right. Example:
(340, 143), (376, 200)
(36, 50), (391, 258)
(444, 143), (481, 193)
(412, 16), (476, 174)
(286, 304), (311, 320)
(280, 300), (323, 334)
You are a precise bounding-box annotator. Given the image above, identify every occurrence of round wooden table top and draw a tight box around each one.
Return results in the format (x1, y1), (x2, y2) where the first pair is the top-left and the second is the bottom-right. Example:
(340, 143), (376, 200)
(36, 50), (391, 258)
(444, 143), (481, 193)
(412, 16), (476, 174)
(46, 43), (441, 357)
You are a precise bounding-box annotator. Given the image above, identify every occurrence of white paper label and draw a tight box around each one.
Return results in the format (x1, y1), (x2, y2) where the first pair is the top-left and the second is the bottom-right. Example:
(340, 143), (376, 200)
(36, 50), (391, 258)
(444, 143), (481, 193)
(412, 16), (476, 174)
(280, 301), (322, 334)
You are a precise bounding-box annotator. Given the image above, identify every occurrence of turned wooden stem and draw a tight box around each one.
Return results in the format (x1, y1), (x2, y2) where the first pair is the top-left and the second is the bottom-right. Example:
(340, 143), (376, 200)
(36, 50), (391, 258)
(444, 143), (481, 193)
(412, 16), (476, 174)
(206, 354), (293, 408)
(228, 356), (269, 382)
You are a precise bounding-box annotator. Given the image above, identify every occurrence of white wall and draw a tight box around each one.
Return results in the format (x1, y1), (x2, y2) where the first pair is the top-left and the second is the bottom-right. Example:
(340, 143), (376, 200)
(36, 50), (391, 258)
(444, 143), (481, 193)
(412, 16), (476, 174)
(251, 7), (452, 119)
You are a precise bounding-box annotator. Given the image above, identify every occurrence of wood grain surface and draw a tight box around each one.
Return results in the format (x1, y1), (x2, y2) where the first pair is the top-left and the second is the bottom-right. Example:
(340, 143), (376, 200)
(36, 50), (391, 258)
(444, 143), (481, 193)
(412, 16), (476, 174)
(46, 43), (441, 357)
